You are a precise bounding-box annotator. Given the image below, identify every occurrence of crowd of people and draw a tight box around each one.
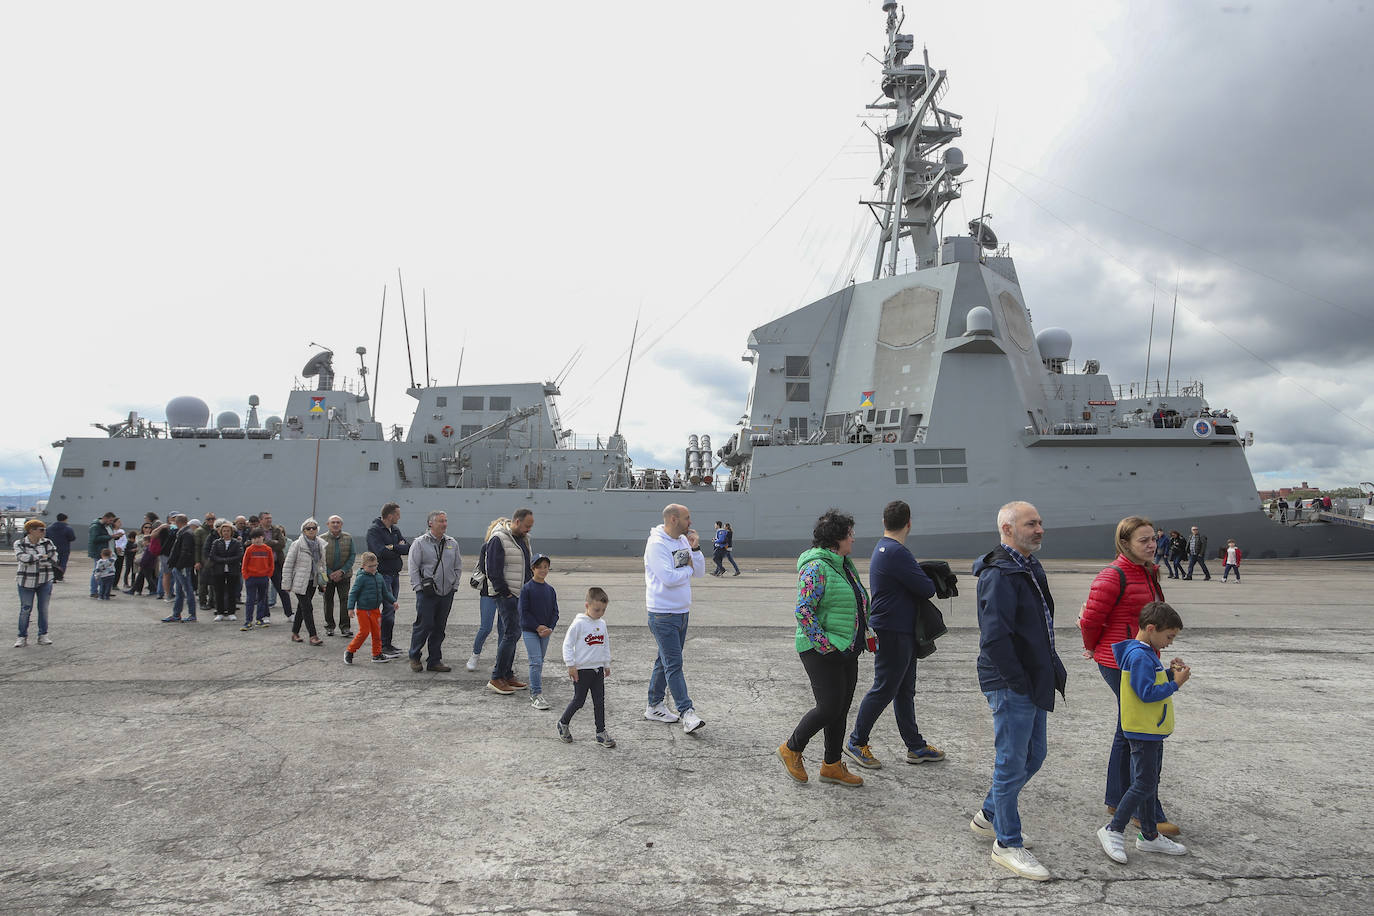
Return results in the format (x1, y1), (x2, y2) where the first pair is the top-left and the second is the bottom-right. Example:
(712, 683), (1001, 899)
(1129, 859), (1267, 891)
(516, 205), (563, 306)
(14, 497), (1211, 880)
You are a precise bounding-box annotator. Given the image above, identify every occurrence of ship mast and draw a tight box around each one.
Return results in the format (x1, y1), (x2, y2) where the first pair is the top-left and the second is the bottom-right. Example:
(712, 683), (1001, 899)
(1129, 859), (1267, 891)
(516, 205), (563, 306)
(866, 1), (965, 279)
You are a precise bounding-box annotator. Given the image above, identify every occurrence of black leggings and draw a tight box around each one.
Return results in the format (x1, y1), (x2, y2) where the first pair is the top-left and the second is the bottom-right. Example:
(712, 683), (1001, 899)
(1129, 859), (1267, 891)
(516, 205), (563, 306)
(291, 584), (318, 636)
(560, 667), (606, 732)
(214, 572), (239, 613)
(788, 648), (860, 765)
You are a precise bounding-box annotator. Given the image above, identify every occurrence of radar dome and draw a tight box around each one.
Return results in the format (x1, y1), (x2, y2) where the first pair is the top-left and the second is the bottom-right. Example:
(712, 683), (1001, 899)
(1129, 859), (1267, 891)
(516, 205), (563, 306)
(166, 396), (210, 428)
(965, 306), (995, 336)
(265, 415), (282, 429)
(1036, 328), (1073, 361)
(216, 411), (241, 429)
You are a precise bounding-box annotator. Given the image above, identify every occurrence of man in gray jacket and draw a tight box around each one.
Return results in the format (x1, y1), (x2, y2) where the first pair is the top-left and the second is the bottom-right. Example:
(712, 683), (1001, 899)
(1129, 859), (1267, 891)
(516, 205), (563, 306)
(1184, 526), (1211, 581)
(407, 510), (463, 673)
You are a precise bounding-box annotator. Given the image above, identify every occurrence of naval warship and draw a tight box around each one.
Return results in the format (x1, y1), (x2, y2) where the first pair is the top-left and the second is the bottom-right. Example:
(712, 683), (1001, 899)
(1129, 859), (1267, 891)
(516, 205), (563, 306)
(44, 4), (1374, 561)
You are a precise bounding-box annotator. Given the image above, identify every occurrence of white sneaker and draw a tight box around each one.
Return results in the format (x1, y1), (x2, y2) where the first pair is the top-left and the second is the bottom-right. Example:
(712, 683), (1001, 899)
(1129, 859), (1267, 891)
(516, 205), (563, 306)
(1097, 825), (1128, 863)
(465, 653), (480, 672)
(13, 637), (26, 648)
(681, 708), (705, 733)
(36, 634), (52, 646)
(644, 703), (680, 723)
(1135, 833), (1188, 855)
(530, 694), (551, 710)
(991, 841), (1050, 880)
(970, 810), (1033, 848)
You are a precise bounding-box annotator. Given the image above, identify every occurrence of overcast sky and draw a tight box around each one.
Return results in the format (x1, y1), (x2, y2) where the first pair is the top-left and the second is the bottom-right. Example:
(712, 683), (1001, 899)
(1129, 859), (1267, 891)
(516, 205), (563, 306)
(3, 0), (1372, 506)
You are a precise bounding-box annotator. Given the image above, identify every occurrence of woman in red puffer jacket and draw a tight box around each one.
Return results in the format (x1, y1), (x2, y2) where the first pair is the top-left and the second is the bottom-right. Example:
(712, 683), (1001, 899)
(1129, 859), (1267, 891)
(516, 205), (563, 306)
(1078, 516), (1180, 837)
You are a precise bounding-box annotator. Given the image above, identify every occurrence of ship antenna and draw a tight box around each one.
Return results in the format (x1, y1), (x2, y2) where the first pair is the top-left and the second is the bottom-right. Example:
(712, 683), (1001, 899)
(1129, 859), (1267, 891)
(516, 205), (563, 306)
(1163, 272), (1180, 396)
(373, 285), (387, 415)
(612, 317), (639, 438)
(1143, 279), (1157, 398)
(973, 113), (997, 259)
(397, 268), (418, 390)
(455, 333), (466, 386)
(423, 289), (431, 388)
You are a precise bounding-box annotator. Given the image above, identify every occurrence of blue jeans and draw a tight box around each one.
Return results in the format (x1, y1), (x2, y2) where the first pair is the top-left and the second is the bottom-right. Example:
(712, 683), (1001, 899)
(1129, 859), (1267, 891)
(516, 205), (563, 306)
(474, 594), (501, 655)
(647, 611), (693, 713)
(244, 576), (270, 624)
(1168, 557), (1184, 578)
(408, 589), (454, 666)
(382, 574), (400, 647)
(980, 688), (1047, 848)
(89, 570), (99, 597)
(1186, 555), (1210, 579)
(1108, 738), (1164, 840)
(98, 576), (115, 599)
(522, 630), (551, 695)
(491, 596), (521, 680)
(1223, 563), (1240, 581)
(1098, 663), (1167, 821)
(18, 582), (53, 637)
(157, 556), (169, 597)
(170, 567), (197, 618)
(850, 629), (927, 751)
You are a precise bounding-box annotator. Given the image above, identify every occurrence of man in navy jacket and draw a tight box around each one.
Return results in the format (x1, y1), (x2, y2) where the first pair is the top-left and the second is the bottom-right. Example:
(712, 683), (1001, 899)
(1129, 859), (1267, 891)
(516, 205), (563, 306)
(46, 514), (77, 574)
(366, 502), (410, 656)
(844, 500), (940, 771)
(969, 501), (1066, 882)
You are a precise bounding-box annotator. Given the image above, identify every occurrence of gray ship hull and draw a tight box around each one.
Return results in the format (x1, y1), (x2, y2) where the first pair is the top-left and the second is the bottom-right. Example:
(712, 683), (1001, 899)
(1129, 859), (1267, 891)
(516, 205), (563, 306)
(44, 436), (1373, 560)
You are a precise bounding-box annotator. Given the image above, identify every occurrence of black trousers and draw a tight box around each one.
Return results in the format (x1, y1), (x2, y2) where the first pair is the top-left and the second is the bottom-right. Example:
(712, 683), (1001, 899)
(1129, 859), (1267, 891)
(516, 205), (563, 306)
(213, 571), (239, 614)
(271, 568), (294, 615)
(788, 648), (860, 765)
(291, 584), (318, 636)
(561, 667), (606, 732)
(322, 575), (352, 630)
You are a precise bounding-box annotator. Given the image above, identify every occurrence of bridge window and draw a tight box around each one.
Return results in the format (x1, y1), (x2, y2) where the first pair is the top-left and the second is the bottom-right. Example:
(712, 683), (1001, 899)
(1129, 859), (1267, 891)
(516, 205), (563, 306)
(462, 396), (484, 410)
(785, 356), (811, 378)
(435, 396), (447, 407)
(489, 396), (512, 411)
(786, 382), (810, 402)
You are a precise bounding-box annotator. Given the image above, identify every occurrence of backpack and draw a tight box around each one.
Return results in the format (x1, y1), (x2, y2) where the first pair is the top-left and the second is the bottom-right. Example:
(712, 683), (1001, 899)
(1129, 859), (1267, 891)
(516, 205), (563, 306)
(469, 540), (488, 591)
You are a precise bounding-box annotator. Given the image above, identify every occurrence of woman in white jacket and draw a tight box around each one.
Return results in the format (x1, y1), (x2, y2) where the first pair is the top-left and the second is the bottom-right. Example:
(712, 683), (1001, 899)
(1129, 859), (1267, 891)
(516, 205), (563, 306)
(282, 518), (325, 645)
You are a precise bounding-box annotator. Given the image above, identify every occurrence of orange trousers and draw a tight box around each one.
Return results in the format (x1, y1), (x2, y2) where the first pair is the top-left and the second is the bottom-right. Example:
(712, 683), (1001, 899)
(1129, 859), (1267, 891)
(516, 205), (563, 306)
(347, 607), (382, 657)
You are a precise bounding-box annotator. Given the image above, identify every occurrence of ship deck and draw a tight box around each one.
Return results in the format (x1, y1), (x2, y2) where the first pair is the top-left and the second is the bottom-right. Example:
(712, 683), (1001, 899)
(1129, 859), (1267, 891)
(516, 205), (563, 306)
(1, 556), (1369, 912)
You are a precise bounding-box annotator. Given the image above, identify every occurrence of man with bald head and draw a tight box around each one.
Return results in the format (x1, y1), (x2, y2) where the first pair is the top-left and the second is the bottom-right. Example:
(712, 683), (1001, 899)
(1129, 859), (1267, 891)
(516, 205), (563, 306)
(643, 503), (706, 733)
(969, 501), (1067, 882)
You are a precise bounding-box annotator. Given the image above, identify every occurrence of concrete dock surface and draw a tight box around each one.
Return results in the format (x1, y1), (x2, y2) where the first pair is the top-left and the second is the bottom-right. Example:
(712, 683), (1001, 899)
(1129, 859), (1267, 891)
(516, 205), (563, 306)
(1, 555), (1371, 914)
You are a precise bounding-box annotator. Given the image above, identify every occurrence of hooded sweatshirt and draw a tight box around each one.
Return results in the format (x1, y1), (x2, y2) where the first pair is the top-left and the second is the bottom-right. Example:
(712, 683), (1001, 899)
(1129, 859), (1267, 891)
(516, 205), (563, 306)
(562, 612), (611, 669)
(643, 525), (703, 613)
(1112, 637), (1179, 740)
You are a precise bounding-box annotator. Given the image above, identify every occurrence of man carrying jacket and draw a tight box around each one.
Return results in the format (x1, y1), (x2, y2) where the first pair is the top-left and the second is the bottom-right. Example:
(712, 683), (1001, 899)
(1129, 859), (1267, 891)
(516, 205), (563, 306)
(969, 501), (1066, 882)
(484, 509), (534, 694)
(844, 500), (941, 771)
(366, 502), (410, 657)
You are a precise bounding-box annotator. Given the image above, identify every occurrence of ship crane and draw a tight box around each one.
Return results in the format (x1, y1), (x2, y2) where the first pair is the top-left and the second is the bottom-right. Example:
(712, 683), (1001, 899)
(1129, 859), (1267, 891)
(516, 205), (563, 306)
(441, 406), (541, 487)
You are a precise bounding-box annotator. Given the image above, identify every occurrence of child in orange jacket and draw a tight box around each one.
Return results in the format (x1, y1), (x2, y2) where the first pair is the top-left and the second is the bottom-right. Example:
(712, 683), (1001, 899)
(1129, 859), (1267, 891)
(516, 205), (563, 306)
(240, 529), (277, 630)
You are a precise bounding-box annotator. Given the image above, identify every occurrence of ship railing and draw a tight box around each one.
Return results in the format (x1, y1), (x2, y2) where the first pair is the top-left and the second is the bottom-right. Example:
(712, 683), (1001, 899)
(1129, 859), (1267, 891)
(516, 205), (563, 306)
(1112, 379), (1204, 400)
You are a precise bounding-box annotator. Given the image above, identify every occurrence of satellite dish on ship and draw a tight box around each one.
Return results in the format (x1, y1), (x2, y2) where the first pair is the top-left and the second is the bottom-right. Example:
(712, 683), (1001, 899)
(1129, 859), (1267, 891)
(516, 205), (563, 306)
(302, 349), (336, 391)
(968, 218), (998, 250)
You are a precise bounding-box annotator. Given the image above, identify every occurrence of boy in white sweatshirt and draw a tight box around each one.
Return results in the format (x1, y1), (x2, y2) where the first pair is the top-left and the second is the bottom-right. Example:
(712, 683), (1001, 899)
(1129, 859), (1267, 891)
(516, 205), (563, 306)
(558, 586), (614, 748)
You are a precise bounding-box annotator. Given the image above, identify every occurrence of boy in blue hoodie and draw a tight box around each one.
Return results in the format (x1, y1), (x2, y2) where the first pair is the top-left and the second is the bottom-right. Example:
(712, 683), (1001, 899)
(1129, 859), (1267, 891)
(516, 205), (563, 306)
(1097, 600), (1191, 863)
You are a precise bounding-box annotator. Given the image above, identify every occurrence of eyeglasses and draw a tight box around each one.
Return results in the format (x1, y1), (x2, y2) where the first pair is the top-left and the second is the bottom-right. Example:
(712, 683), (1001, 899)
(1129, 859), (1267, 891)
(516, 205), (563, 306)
(303, 525), (318, 530)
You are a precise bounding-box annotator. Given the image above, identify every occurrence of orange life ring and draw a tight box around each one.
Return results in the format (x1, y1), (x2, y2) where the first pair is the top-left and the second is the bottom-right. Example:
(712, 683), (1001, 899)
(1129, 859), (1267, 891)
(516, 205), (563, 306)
(441, 425), (454, 438)
(882, 432), (897, 443)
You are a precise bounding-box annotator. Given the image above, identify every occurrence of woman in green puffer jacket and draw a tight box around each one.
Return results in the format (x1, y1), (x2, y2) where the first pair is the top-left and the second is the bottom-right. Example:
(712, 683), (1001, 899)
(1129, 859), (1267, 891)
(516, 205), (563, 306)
(777, 509), (870, 787)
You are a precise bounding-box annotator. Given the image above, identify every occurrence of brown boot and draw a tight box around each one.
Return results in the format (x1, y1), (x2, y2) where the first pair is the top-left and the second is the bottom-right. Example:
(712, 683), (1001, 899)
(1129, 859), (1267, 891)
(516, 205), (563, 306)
(819, 760), (863, 787)
(777, 743), (808, 783)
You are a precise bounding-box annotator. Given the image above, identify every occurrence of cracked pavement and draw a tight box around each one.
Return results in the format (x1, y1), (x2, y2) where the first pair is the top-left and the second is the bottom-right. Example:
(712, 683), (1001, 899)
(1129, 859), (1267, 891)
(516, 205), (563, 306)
(1, 555), (1370, 913)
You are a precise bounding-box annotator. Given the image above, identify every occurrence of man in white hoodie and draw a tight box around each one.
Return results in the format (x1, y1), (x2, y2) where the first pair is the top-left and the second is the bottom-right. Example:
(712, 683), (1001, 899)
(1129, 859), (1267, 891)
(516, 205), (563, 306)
(643, 503), (706, 733)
